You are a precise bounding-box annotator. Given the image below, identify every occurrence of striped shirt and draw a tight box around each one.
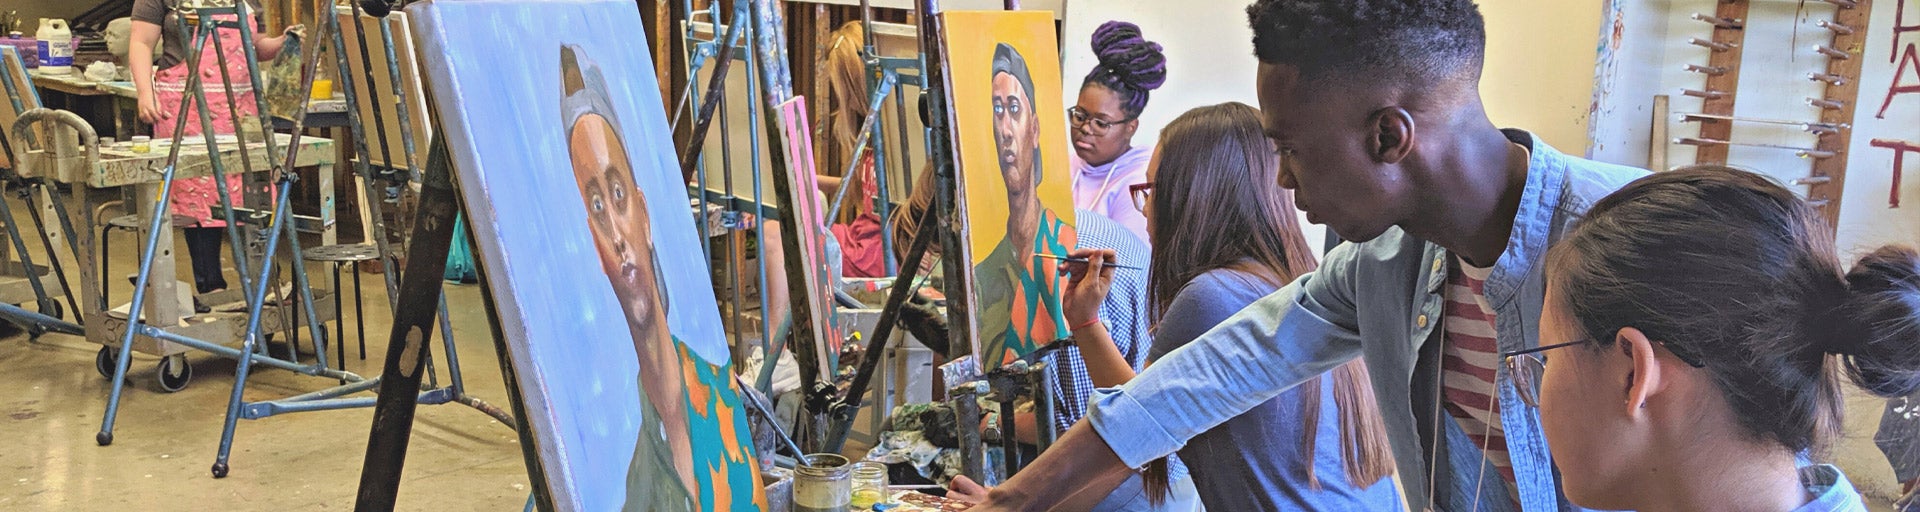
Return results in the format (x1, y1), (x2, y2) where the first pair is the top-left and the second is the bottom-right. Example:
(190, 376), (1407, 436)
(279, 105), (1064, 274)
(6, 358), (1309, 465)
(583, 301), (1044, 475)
(1441, 258), (1519, 500)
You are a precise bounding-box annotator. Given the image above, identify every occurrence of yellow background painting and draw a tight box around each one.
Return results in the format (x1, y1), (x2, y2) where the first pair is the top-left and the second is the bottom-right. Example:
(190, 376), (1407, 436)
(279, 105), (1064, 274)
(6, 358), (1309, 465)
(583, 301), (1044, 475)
(943, 10), (1076, 262)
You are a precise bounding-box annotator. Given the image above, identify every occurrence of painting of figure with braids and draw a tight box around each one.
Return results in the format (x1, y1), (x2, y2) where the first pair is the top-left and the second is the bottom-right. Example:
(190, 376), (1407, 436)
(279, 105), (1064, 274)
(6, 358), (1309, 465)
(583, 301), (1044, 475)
(940, 11), (1079, 371)
(1070, 21), (1165, 242)
(409, 1), (766, 509)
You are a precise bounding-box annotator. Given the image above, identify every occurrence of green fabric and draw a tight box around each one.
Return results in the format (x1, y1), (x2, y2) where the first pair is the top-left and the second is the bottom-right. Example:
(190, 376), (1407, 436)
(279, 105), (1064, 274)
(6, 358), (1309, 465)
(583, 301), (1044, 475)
(972, 208), (1071, 370)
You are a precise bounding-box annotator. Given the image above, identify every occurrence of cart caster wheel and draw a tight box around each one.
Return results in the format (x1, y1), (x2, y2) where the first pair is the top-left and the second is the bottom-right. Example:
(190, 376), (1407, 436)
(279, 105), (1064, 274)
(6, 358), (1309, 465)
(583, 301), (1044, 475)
(96, 431), (112, 446)
(157, 355), (191, 393)
(211, 463), (228, 479)
(95, 347), (119, 379)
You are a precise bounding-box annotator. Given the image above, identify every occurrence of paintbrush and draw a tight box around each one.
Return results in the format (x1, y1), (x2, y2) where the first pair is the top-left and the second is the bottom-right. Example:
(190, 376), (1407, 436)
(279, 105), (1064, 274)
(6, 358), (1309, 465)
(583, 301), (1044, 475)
(1037, 253), (1143, 271)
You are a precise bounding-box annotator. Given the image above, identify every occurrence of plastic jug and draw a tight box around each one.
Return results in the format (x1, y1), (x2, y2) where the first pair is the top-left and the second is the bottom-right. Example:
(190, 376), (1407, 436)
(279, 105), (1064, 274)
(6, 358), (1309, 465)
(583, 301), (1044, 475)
(36, 18), (72, 74)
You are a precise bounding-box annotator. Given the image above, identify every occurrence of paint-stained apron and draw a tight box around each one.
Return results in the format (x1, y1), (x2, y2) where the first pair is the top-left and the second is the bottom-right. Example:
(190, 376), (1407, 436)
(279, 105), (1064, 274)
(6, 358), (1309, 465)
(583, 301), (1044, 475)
(151, 13), (253, 228)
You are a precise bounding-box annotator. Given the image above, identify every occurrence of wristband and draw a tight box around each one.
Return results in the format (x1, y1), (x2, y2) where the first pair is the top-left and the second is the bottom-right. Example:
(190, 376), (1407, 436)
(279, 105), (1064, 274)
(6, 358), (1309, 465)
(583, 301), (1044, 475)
(1071, 317), (1102, 331)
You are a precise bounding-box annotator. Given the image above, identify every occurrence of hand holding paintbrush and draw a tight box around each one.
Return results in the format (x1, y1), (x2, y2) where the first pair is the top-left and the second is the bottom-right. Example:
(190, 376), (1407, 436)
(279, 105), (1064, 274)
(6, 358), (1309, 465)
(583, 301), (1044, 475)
(1054, 248), (1126, 332)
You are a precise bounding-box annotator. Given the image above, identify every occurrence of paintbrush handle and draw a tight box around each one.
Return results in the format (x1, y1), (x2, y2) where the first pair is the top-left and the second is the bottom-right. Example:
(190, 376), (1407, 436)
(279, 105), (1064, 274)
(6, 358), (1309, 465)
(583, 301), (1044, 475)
(1036, 253), (1142, 271)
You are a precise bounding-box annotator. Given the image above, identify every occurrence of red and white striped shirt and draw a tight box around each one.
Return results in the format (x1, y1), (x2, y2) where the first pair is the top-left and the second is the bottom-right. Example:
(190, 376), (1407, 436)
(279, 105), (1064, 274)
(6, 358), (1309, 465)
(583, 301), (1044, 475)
(1441, 259), (1520, 500)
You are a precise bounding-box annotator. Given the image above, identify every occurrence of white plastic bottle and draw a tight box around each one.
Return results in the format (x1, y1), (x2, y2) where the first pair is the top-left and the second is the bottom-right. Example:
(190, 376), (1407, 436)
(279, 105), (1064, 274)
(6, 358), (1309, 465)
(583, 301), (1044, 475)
(36, 18), (73, 75)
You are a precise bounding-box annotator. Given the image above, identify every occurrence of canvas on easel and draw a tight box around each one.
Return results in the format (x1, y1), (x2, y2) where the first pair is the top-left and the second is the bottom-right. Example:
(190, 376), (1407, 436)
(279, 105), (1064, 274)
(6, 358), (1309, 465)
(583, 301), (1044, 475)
(407, 0), (767, 509)
(939, 10), (1078, 371)
(775, 96), (849, 385)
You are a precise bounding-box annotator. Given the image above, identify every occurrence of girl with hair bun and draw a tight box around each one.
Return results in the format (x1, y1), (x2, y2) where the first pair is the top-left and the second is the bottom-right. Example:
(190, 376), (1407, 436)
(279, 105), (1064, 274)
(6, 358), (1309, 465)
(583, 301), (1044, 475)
(1071, 21), (1165, 243)
(1524, 166), (1916, 512)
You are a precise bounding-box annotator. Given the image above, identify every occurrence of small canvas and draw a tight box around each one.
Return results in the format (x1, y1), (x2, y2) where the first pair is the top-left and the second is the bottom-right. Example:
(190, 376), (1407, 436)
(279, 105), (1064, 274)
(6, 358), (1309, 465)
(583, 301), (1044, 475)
(408, 0), (766, 510)
(776, 97), (848, 382)
(940, 11), (1078, 371)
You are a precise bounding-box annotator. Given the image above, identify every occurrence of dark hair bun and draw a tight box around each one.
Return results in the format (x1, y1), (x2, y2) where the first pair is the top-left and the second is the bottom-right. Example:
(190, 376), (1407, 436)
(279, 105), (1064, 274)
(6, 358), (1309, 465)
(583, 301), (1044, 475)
(1834, 245), (1920, 397)
(1090, 21), (1167, 92)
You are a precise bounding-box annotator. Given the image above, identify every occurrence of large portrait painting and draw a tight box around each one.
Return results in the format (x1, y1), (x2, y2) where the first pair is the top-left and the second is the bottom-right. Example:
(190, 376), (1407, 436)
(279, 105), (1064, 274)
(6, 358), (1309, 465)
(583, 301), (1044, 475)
(409, 1), (767, 510)
(940, 11), (1078, 371)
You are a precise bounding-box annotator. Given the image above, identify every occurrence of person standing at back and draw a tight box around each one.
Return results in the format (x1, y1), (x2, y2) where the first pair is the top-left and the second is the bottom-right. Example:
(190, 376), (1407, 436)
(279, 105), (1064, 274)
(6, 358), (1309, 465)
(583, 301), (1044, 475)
(1069, 21), (1164, 244)
(129, 0), (294, 299)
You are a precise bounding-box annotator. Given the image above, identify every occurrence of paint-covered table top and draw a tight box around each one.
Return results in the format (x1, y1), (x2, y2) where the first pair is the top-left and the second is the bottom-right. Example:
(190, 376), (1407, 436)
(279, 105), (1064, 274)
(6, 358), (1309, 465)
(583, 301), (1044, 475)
(85, 133), (334, 188)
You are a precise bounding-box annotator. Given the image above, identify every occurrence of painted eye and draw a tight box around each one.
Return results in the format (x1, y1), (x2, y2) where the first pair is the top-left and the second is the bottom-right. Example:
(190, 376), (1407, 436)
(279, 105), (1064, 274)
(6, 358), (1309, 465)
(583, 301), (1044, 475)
(591, 193), (605, 213)
(611, 182), (626, 201)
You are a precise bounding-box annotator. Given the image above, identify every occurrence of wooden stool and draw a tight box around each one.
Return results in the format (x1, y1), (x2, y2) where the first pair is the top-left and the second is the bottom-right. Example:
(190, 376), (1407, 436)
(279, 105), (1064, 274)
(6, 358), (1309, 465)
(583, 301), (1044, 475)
(301, 244), (379, 370)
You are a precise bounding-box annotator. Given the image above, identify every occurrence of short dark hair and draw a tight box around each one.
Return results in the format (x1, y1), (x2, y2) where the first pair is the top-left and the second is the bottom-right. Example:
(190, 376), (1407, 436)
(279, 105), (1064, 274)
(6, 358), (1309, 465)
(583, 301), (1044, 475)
(991, 43), (1036, 109)
(1245, 0), (1486, 85)
(1549, 166), (1920, 455)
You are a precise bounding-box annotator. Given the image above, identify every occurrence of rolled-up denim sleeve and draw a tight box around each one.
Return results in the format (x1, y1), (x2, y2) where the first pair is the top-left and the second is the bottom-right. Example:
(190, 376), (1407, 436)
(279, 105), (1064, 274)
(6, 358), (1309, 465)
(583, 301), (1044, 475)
(1085, 244), (1365, 468)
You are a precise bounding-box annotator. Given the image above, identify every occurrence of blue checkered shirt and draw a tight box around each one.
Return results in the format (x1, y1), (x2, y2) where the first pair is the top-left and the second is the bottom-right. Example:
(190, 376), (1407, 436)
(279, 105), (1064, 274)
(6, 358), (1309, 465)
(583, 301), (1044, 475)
(1045, 210), (1153, 433)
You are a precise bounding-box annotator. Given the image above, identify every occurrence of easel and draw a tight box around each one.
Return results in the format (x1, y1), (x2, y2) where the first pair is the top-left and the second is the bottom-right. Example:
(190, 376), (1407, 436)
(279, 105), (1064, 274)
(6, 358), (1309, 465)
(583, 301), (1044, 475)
(87, 0), (507, 480)
(0, 45), (89, 337)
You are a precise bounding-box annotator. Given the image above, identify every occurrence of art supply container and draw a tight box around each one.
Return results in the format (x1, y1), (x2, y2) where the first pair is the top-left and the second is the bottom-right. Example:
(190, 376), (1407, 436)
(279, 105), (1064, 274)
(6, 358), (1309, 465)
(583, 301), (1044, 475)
(310, 79), (333, 100)
(794, 453), (852, 512)
(1, 32), (36, 68)
(130, 136), (150, 153)
(35, 18), (73, 74)
(850, 461), (889, 510)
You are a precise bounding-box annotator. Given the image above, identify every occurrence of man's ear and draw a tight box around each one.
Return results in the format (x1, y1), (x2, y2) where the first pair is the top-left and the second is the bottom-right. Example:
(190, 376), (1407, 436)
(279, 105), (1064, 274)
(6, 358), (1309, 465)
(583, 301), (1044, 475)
(1367, 107), (1415, 164)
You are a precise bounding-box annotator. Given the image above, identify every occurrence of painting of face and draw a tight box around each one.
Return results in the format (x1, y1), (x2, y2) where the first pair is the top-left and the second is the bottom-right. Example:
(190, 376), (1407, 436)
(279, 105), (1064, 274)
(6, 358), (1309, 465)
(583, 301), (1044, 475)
(942, 11), (1078, 370)
(410, 2), (766, 508)
(569, 113), (663, 333)
(993, 67), (1039, 194)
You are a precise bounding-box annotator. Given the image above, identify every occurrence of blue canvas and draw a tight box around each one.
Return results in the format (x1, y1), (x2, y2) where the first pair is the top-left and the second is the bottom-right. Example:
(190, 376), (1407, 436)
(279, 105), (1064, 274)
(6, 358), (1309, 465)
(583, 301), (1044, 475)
(409, 1), (767, 510)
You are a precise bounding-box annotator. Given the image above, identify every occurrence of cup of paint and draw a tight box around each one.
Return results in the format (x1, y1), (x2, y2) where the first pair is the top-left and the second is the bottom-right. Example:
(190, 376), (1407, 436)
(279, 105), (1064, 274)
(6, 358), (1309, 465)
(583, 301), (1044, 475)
(310, 79), (333, 100)
(850, 461), (889, 510)
(794, 453), (852, 512)
(130, 135), (150, 153)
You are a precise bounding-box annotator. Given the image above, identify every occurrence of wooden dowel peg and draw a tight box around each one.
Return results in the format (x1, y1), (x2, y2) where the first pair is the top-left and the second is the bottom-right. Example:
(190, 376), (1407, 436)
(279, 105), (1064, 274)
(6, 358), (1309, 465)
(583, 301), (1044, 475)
(1820, 0), (1858, 8)
(1808, 97), (1846, 109)
(1804, 123), (1842, 135)
(1676, 137), (1833, 158)
(1684, 88), (1729, 99)
(1692, 13), (1744, 29)
(1687, 64), (1729, 76)
(1690, 38), (1735, 51)
(1808, 72), (1847, 86)
(1818, 20), (1855, 35)
(1814, 45), (1851, 60)
(1794, 176), (1834, 185)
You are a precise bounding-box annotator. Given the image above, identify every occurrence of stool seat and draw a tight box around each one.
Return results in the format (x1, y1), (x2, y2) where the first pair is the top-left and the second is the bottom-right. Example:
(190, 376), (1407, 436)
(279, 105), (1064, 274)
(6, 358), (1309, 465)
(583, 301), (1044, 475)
(107, 215), (142, 230)
(303, 244), (380, 262)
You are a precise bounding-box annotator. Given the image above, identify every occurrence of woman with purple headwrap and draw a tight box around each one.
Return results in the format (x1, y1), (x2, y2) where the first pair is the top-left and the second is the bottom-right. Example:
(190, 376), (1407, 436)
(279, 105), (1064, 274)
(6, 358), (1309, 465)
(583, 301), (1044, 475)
(1070, 21), (1165, 244)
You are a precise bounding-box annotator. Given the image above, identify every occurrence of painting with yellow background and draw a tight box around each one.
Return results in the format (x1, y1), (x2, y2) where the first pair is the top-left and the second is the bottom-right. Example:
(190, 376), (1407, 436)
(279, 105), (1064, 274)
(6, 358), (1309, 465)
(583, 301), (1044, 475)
(941, 10), (1078, 371)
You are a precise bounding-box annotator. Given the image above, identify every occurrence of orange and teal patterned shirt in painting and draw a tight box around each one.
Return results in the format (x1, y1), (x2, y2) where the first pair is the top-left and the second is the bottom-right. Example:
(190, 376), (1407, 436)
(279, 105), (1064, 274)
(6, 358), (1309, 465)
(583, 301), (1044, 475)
(974, 208), (1077, 370)
(624, 338), (768, 511)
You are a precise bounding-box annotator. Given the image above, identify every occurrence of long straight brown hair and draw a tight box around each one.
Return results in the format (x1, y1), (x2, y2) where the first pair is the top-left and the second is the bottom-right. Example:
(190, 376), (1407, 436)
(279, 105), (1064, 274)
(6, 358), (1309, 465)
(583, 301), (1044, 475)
(1141, 103), (1395, 500)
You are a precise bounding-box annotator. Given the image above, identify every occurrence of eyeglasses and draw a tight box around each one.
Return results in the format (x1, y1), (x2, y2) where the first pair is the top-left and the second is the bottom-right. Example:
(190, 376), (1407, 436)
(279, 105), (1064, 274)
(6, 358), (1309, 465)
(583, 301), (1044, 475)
(1503, 338), (1707, 408)
(1069, 107), (1134, 136)
(1129, 182), (1154, 212)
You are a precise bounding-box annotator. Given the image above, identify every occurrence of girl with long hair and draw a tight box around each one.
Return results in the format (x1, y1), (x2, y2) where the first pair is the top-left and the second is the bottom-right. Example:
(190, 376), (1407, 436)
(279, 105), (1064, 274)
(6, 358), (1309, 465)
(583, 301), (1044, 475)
(1059, 102), (1398, 509)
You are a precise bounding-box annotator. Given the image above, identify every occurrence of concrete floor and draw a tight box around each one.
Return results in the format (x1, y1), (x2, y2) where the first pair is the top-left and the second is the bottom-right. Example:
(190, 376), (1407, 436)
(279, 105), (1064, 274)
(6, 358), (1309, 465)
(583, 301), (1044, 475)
(0, 196), (528, 510)
(0, 193), (1911, 510)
